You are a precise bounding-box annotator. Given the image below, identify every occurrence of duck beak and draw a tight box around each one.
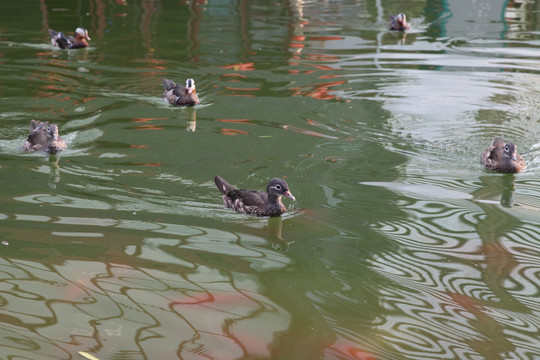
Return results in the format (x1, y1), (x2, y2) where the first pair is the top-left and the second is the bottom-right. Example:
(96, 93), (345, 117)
(284, 191), (296, 201)
(511, 154), (517, 161)
(187, 86), (194, 94)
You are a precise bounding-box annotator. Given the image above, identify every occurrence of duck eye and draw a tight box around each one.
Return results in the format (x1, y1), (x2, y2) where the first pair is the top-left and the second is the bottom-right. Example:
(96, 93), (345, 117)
(505, 146), (509, 152)
(275, 184), (281, 190)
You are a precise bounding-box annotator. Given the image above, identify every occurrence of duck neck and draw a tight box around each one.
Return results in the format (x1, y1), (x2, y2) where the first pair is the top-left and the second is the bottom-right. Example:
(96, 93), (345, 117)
(267, 194), (282, 205)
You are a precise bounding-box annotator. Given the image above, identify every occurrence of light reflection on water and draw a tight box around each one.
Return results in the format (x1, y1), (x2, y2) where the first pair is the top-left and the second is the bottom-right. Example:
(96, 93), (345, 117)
(0, 213), (292, 359)
(2, 0), (540, 358)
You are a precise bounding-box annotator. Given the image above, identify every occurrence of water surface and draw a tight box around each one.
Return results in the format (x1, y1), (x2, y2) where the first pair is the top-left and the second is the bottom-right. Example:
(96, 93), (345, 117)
(2, 0), (540, 359)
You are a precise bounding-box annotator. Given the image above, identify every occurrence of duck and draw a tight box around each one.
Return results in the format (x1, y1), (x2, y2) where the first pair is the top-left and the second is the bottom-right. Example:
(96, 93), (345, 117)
(49, 27), (90, 49)
(481, 137), (526, 173)
(389, 13), (410, 31)
(23, 120), (67, 153)
(162, 78), (200, 106)
(214, 176), (295, 216)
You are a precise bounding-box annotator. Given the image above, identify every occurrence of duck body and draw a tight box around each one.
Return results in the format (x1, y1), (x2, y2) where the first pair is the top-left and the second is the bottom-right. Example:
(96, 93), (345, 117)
(49, 27), (90, 49)
(214, 176), (295, 217)
(389, 13), (410, 31)
(162, 78), (200, 106)
(481, 137), (525, 173)
(23, 120), (67, 153)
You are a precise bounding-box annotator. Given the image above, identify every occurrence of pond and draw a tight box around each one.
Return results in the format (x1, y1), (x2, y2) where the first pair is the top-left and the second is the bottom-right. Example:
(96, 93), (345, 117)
(1, 0), (540, 359)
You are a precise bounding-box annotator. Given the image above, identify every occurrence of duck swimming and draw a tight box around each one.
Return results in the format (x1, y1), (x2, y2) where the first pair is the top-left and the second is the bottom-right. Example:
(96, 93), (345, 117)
(214, 176), (295, 217)
(162, 78), (200, 106)
(49, 27), (91, 49)
(23, 120), (67, 153)
(389, 13), (410, 31)
(481, 137), (526, 173)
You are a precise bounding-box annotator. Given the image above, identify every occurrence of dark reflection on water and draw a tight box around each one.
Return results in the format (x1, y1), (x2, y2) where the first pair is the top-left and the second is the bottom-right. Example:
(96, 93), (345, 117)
(3, 0), (540, 358)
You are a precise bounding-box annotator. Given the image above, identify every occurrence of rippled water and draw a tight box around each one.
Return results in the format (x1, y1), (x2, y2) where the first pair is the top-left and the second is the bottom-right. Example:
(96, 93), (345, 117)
(2, 0), (540, 359)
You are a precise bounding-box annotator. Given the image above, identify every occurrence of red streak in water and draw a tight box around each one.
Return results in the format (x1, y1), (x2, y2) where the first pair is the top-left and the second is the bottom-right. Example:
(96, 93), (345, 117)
(221, 128), (250, 136)
(447, 292), (483, 314)
(135, 125), (164, 130)
(132, 162), (161, 167)
(221, 62), (255, 71)
(319, 74), (339, 79)
(223, 73), (247, 78)
(330, 341), (378, 360)
(282, 125), (338, 139)
(307, 54), (340, 61)
(133, 117), (168, 123)
(313, 64), (337, 71)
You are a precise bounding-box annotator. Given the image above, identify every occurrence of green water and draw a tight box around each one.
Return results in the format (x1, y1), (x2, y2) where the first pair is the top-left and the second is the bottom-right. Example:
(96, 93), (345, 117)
(2, 0), (540, 359)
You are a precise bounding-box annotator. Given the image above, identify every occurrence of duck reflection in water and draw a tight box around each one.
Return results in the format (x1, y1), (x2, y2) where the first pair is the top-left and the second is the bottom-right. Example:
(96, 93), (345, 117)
(186, 107), (196, 132)
(469, 174), (524, 357)
(46, 155), (62, 189)
(266, 216), (295, 252)
(475, 174), (516, 208)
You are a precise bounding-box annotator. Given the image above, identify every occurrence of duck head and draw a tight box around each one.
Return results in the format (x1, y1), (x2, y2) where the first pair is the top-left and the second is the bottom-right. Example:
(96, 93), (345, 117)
(267, 178), (296, 201)
(503, 142), (518, 162)
(46, 123), (60, 141)
(396, 13), (407, 24)
(185, 78), (196, 94)
(389, 13), (410, 30)
(75, 27), (91, 41)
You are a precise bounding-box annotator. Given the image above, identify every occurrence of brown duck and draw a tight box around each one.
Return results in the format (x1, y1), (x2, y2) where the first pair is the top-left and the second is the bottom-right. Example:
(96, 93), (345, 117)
(49, 27), (91, 49)
(481, 137), (525, 173)
(389, 13), (410, 31)
(23, 120), (67, 153)
(214, 176), (295, 216)
(162, 78), (200, 106)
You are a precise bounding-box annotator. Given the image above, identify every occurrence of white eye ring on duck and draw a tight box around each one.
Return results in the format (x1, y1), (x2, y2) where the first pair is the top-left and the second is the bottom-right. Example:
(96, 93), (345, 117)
(275, 184), (281, 190)
(505, 146), (509, 152)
